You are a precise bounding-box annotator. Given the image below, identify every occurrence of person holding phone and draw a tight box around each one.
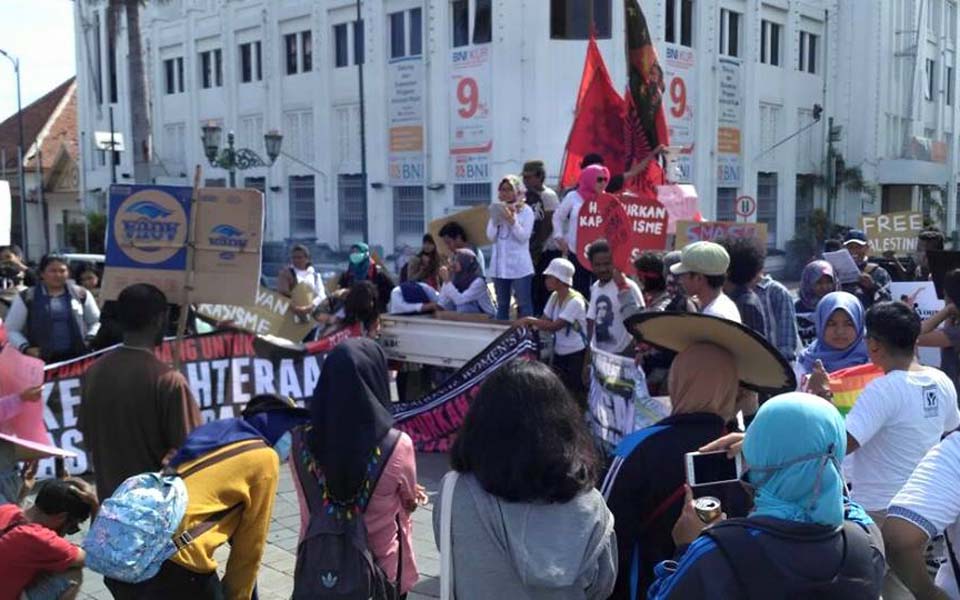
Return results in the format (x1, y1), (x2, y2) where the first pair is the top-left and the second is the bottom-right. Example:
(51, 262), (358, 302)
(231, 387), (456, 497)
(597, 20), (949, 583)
(600, 342), (748, 599)
(647, 394), (885, 599)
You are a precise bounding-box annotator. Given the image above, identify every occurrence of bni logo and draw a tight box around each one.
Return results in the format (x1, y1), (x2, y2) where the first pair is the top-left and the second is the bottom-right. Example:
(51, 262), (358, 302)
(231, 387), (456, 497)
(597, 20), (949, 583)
(208, 224), (248, 259)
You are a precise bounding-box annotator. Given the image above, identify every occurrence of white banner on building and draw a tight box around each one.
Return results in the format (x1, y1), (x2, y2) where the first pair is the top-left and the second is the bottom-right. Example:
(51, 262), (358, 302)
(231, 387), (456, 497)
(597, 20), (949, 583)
(663, 44), (696, 183)
(716, 57), (743, 188)
(0, 180), (10, 246)
(449, 45), (492, 184)
(387, 56), (425, 186)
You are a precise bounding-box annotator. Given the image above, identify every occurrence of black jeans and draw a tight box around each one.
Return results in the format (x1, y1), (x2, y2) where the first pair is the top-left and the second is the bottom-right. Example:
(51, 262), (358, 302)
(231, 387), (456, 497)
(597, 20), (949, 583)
(567, 251), (595, 300)
(105, 561), (224, 600)
(553, 349), (588, 410)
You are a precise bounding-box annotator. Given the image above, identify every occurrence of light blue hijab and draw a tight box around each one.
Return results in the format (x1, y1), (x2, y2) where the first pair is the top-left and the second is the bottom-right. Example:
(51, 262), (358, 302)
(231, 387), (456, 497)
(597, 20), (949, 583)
(797, 291), (869, 373)
(743, 393), (846, 527)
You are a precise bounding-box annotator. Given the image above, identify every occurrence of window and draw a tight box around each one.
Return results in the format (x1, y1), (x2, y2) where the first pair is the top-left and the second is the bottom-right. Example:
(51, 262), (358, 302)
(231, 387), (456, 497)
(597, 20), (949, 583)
(760, 102), (782, 152)
(474, 0), (491, 44)
(761, 20), (781, 66)
(452, 0), (469, 47)
(285, 30), (312, 75)
(108, 36), (118, 103)
(949, 1), (958, 42)
(665, 0), (694, 47)
(335, 24), (349, 67)
(949, 66), (955, 106)
(354, 20), (365, 65)
(550, 0), (613, 40)
(719, 9), (741, 57)
(394, 186), (425, 236)
(161, 122), (186, 167)
(244, 176), (266, 193)
(302, 30), (313, 71)
(200, 49), (223, 89)
(238, 114), (264, 152)
(163, 57), (185, 94)
(454, 183), (492, 206)
(285, 33), (298, 74)
(410, 8), (423, 56)
(799, 32), (818, 74)
(795, 175), (816, 235)
(926, 58), (936, 100)
(205, 178), (227, 188)
(240, 41), (263, 83)
(757, 172), (778, 248)
(390, 12), (405, 59)
(716, 188), (737, 222)
(93, 11), (103, 104)
(338, 174), (366, 240)
(289, 175), (316, 237)
(283, 110), (315, 164)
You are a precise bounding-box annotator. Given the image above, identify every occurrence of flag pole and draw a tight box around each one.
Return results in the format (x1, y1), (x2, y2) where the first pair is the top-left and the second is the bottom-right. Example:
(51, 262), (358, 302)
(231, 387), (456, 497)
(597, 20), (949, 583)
(173, 165), (202, 370)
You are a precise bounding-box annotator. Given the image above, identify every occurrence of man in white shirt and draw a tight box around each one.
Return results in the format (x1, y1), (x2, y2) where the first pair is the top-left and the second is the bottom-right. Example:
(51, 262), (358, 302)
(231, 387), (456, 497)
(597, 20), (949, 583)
(585, 239), (644, 356)
(670, 241), (741, 323)
(843, 301), (960, 598)
(884, 433), (960, 600)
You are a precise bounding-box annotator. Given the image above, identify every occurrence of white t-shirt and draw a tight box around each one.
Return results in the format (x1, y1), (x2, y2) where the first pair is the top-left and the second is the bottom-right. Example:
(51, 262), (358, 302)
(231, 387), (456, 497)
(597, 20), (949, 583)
(292, 266), (328, 306)
(543, 290), (588, 356)
(888, 433), (960, 599)
(702, 292), (742, 323)
(587, 278), (644, 354)
(846, 367), (960, 511)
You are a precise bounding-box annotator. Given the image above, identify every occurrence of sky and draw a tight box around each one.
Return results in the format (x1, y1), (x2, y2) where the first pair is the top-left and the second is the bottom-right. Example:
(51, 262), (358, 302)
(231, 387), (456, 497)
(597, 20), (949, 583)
(0, 0), (76, 123)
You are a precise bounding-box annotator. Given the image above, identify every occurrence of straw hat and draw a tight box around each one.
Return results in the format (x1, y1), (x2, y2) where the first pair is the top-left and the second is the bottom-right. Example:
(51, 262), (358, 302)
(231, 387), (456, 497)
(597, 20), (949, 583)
(625, 312), (796, 394)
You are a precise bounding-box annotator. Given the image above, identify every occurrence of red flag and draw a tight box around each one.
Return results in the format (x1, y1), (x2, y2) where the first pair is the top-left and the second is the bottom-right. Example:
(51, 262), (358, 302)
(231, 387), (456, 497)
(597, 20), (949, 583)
(560, 38), (627, 189)
(624, 0), (670, 193)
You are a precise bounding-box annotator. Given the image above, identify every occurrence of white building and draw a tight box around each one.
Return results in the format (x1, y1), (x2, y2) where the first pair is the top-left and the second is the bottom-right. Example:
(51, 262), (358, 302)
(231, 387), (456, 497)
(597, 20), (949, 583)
(75, 0), (957, 257)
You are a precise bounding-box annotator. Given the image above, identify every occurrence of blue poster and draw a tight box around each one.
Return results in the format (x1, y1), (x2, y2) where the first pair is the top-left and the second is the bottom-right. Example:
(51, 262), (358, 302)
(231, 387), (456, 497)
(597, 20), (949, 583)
(105, 184), (193, 271)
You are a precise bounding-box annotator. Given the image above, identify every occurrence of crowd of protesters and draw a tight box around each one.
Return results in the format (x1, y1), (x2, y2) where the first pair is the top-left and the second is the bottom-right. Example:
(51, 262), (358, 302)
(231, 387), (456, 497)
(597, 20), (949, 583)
(2, 155), (960, 599)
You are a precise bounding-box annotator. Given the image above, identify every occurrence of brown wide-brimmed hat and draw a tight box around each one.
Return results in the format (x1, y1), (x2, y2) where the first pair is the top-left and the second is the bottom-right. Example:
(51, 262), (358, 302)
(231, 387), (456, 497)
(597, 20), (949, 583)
(625, 312), (796, 394)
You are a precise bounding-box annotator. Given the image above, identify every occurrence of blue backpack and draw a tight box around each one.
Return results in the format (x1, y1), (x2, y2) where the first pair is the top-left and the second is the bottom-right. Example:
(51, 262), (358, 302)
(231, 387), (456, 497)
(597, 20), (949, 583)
(83, 439), (265, 583)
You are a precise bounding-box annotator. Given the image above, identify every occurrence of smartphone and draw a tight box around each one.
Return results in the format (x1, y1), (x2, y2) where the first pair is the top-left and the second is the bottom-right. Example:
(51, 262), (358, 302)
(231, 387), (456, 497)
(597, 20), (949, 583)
(685, 450), (743, 487)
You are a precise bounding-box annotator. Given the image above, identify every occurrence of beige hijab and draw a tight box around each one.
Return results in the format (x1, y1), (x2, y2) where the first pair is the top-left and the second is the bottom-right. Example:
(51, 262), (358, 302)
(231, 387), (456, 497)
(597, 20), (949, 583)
(668, 342), (740, 421)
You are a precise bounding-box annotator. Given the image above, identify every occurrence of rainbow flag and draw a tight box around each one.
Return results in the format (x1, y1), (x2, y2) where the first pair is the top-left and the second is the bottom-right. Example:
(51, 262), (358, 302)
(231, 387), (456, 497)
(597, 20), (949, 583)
(828, 363), (884, 416)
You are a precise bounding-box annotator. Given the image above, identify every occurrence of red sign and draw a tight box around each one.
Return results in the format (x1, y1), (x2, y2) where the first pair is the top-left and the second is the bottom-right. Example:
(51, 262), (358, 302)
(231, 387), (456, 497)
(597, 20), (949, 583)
(620, 192), (670, 258)
(575, 192), (633, 273)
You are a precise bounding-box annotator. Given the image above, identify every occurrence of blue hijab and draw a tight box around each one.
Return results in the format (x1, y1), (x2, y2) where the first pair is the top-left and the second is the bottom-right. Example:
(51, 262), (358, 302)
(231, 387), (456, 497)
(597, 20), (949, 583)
(743, 393), (846, 527)
(797, 291), (868, 373)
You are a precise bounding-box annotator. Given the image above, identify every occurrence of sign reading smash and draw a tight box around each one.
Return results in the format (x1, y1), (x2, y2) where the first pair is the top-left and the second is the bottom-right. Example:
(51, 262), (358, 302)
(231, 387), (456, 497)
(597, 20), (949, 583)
(675, 220), (768, 249)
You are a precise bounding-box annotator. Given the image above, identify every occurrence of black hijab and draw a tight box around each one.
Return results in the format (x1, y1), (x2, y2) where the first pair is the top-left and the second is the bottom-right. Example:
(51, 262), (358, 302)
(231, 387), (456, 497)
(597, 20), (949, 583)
(309, 338), (394, 501)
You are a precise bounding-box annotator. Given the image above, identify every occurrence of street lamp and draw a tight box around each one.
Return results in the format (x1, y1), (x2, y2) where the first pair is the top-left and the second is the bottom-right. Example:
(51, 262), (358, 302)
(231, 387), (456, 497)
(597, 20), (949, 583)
(200, 123), (282, 187)
(0, 48), (28, 256)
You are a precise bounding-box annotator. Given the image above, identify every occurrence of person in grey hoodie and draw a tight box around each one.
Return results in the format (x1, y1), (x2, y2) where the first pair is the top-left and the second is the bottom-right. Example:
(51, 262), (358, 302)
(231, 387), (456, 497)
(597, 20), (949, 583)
(433, 360), (617, 599)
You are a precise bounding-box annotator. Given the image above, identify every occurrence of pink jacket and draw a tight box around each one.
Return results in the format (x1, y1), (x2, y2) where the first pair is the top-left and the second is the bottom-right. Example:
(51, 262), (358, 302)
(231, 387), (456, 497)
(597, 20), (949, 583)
(290, 431), (420, 593)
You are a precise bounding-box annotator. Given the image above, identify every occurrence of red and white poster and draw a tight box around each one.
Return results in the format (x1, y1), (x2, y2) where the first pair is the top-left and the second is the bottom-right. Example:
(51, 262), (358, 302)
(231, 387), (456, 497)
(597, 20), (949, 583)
(575, 193), (633, 273)
(450, 45), (492, 184)
(662, 43), (695, 183)
(620, 193), (669, 257)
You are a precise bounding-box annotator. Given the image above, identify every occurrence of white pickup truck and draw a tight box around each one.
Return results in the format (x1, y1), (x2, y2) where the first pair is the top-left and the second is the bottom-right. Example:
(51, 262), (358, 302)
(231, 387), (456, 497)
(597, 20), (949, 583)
(379, 314), (511, 368)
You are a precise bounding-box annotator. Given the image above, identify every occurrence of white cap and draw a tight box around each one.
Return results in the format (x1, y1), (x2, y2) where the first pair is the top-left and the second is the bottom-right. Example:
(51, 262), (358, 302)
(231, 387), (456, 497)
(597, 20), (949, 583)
(543, 257), (575, 286)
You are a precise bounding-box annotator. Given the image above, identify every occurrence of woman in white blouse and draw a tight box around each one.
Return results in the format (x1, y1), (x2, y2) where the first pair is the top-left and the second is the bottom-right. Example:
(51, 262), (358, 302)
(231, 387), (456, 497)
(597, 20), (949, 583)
(486, 175), (535, 320)
(276, 244), (328, 320)
(437, 249), (496, 317)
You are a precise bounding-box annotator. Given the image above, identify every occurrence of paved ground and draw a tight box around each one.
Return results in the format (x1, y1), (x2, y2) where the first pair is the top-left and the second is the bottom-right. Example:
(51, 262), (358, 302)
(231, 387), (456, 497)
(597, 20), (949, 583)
(72, 452), (450, 600)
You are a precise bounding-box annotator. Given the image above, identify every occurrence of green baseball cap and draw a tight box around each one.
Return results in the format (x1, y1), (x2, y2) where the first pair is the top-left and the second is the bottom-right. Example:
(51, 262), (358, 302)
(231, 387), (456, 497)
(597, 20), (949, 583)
(670, 241), (730, 276)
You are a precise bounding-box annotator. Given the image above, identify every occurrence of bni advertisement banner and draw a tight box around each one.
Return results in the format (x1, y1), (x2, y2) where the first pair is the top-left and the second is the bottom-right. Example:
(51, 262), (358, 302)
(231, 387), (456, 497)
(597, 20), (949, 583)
(716, 57), (743, 188)
(662, 43), (695, 183)
(449, 45), (492, 184)
(387, 55), (425, 185)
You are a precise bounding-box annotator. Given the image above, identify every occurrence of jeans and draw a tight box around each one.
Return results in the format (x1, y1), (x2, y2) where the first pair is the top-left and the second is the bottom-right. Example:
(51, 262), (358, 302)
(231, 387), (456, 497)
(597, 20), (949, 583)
(553, 349), (587, 409)
(493, 275), (534, 320)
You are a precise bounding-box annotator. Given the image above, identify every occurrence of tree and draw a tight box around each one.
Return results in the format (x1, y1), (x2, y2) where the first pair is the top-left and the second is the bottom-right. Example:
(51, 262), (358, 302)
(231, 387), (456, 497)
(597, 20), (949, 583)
(102, 0), (153, 183)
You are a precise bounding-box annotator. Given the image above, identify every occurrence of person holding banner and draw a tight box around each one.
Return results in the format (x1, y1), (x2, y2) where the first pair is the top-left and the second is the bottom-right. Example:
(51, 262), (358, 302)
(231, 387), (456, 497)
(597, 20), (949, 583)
(5, 254), (100, 363)
(552, 163), (609, 297)
(487, 175), (536, 320)
(277, 244), (328, 319)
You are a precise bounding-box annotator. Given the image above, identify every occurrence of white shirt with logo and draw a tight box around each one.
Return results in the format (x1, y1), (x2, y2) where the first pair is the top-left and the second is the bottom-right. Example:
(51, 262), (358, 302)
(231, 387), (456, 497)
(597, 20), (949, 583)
(543, 290), (588, 356)
(846, 367), (960, 511)
(587, 279), (644, 355)
(888, 433), (960, 599)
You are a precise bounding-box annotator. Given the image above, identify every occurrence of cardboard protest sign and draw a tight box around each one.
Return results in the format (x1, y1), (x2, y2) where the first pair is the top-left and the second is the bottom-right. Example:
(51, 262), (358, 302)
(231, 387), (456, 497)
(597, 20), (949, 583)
(891, 281), (943, 367)
(575, 192), (633, 272)
(656, 184), (701, 234)
(927, 250), (960, 298)
(428, 205), (492, 257)
(196, 285), (316, 342)
(674, 220), (767, 249)
(860, 211), (923, 256)
(0, 180), (10, 246)
(619, 193), (670, 257)
(102, 184), (263, 306)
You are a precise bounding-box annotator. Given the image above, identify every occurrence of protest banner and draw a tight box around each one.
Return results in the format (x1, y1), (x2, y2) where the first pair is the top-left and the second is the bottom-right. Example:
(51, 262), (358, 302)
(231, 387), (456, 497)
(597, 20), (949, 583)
(674, 220), (767, 249)
(891, 281), (944, 367)
(0, 180), (10, 246)
(860, 211), (923, 256)
(392, 325), (540, 452)
(656, 184), (701, 234)
(619, 193), (670, 256)
(101, 184), (264, 306)
(828, 363), (884, 416)
(587, 345), (666, 455)
(575, 192), (633, 272)
(428, 205), (492, 257)
(196, 285), (316, 342)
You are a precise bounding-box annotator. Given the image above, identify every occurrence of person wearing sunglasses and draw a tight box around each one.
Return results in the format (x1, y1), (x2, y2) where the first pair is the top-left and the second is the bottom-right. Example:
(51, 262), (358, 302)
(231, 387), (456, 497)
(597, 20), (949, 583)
(648, 393), (885, 599)
(0, 477), (97, 600)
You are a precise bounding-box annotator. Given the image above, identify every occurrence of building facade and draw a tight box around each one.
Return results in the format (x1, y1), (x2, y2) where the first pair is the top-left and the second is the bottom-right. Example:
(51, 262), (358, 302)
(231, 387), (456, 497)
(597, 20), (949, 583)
(73, 0), (960, 256)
